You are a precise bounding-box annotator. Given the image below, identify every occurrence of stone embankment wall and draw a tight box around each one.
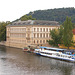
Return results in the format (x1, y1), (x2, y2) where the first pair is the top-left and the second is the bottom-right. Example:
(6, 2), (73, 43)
(0, 41), (25, 49)
(0, 41), (50, 49)
(0, 41), (6, 46)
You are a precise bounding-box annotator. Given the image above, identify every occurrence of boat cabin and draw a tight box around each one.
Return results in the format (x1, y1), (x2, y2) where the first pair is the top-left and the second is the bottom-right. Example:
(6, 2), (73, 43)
(64, 49), (75, 55)
(39, 46), (66, 53)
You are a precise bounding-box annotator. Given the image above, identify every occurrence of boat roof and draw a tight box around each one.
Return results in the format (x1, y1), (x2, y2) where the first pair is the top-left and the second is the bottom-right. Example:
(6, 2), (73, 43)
(40, 46), (66, 51)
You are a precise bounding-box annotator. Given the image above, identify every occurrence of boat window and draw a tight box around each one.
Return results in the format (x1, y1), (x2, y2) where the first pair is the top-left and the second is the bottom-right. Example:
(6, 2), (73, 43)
(44, 48), (47, 50)
(58, 50), (63, 52)
(68, 56), (72, 58)
(40, 47), (65, 52)
(72, 56), (75, 58)
(57, 54), (60, 56)
(40, 52), (52, 55)
(66, 52), (72, 55)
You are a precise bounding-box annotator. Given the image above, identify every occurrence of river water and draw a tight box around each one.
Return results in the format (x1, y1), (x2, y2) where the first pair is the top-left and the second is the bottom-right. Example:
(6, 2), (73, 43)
(0, 45), (75, 75)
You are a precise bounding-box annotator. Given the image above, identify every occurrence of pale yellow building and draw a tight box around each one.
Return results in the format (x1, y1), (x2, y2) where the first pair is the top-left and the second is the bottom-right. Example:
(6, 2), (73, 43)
(6, 20), (59, 48)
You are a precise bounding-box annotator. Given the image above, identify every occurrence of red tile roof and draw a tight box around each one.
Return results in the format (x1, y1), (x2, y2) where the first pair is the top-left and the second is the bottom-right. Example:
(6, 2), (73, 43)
(73, 29), (75, 35)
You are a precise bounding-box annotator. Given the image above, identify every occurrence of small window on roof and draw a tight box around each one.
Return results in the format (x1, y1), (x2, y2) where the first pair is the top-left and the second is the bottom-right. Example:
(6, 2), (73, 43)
(23, 22), (25, 24)
(14, 23), (16, 25)
(18, 23), (21, 25)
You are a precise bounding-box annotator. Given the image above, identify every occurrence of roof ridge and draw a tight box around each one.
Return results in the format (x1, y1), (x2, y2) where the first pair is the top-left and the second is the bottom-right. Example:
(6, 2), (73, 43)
(7, 20), (60, 26)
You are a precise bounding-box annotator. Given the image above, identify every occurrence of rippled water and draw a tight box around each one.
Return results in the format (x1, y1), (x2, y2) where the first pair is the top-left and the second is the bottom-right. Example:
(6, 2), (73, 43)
(0, 45), (75, 75)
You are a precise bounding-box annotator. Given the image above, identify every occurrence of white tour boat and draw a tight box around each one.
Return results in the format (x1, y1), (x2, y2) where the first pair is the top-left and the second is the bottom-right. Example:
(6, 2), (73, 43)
(34, 46), (75, 62)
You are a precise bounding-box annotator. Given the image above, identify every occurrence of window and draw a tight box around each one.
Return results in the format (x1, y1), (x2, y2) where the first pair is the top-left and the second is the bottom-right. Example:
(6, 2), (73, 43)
(37, 33), (39, 38)
(43, 33), (45, 38)
(37, 40), (38, 43)
(46, 34), (48, 38)
(34, 40), (35, 43)
(18, 23), (20, 25)
(37, 28), (39, 32)
(34, 33), (36, 38)
(34, 28), (36, 32)
(40, 40), (42, 43)
(49, 28), (51, 31)
(43, 28), (45, 32)
(46, 28), (48, 32)
(40, 33), (42, 38)
(43, 40), (45, 43)
(40, 28), (42, 32)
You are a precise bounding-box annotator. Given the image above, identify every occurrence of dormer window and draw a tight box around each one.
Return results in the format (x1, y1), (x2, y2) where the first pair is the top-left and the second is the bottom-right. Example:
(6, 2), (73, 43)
(14, 23), (16, 25)
(23, 22), (25, 24)
(18, 23), (21, 25)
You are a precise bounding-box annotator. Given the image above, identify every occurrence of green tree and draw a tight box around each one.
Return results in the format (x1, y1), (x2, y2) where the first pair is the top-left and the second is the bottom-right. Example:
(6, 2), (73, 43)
(0, 22), (10, 41)
(47, 25), (63, 47)
(20, 15), (36, 21)
(63, 17), (73, 49)
(28, 7), (75, 24)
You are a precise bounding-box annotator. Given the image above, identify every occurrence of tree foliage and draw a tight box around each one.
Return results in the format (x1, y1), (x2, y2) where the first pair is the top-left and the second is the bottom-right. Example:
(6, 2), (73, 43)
(20, 15), (36, 21)
(48, 17), (73, 48)
(63, 17), (73, 49)
(0, 22), (10, 41)
(47, 25), (63, 47)
(28, 7), (75, 24)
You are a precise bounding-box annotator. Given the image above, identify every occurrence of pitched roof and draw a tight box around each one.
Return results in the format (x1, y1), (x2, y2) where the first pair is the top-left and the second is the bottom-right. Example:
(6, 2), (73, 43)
(73, 29), (75, 35)
(7, 20), (59, 27)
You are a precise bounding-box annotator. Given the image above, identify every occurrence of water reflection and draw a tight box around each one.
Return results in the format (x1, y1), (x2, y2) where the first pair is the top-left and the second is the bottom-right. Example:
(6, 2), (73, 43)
(0, 45), (75, 75)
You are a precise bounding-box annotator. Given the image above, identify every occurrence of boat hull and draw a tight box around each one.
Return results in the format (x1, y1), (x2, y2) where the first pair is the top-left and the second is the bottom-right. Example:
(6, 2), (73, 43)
(34, 46), (75, 62)
(35, 52), (75, 62)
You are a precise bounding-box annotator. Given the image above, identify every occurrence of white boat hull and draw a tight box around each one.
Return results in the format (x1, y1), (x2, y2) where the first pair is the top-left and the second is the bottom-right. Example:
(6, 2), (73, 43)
(34, 50), (75, 62)
(40, 53), (75, 62)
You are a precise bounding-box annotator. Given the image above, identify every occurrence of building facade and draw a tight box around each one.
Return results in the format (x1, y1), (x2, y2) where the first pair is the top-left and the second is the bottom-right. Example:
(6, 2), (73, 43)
(6, 20), (59, 48)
